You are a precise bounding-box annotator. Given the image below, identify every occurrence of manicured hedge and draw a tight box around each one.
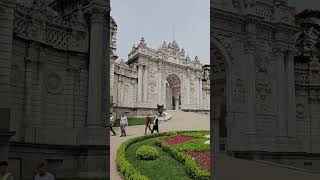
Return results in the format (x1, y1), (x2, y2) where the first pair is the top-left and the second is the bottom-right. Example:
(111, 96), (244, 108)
(136, 145), (159, 160)
(155, 134), (210, 180)
(116, 131), (209, 180)
(116, 131), (178, 180)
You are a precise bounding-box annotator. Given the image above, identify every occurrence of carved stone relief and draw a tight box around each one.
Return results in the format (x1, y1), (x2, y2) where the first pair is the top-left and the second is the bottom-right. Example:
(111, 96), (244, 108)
(255, 43), (274, 113)
(45, 72), (63, 94)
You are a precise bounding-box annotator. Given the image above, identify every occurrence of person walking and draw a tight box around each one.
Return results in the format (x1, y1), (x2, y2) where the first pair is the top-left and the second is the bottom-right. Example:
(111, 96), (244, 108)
(34, 161), (55, 180)
(144, 113), (152, 135)
(119, 113), (128, 137)
(151, 115), (159, 134)
(0, 161), (14, 180)
(109, 113), (116, 136)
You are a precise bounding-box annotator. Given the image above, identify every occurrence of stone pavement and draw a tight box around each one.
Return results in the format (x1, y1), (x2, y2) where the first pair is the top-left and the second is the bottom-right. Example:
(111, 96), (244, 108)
(110, 111), (320, 180)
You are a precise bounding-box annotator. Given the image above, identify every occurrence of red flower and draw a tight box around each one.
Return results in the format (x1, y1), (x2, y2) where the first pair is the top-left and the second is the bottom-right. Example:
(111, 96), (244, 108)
(161, 135), (197, 145)
(185, 151), (210, 171)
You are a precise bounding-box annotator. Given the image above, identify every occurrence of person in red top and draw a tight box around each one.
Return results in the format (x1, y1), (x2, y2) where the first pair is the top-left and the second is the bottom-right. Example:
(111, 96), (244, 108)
(145, 113), (152, 135)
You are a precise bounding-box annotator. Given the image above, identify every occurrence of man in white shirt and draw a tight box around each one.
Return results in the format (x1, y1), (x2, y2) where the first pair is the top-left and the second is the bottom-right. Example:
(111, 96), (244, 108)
(34, 161), (55, 180)
(109, 113), (116, 136)
(119, 113), (128, 137)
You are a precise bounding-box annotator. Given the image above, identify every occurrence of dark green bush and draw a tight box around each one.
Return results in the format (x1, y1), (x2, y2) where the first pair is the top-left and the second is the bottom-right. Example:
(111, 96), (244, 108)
(116, 131), (177, 180)
(136, 145), (159, 160)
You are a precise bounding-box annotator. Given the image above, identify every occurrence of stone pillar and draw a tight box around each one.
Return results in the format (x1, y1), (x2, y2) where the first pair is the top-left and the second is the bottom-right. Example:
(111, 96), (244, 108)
(80, 1), (110, 178)
(158, 71), (162, 104)
(87, 9), (107, 127)
(244, 40), (256, 135)
(0, 1), (16, 158)
(143, 65), (148, 102)
(186, 71), (190, 106)
(175, 98), (179, 110)
(199, 75), (203, 109)
(137, 65), (143, 102)
(286, 50), (296, 137)
(0, 109), (15, 161)
(275, 49), (287, 137)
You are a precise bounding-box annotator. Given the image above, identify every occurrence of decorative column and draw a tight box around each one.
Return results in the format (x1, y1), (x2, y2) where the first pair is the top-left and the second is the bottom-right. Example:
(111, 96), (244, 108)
(286, 50), (296, 137)
(117, 76), (122, 107)
(87, 8), (107, 127)
(186, 70), (190, 106)
(244, 40), (256, 135)
(82, 1), (109, 178)
(157, 62), (162, 104)
(137, 64), (143, 102)
(0, 0), (16, 161)
(275, 48), (287, 137)
(143, 65), (148, 102)
(158, 72), (162, 104)
(175, 97), (179, 110)
(199, 73), (203, 109)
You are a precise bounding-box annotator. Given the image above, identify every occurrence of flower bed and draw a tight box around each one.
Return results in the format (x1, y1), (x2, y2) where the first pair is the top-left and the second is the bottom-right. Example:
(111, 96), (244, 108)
(161, 135), (197, 145)
(185, 151), (210, 171)
(155, 132), (210, 180)
(116, 131), (210, 180)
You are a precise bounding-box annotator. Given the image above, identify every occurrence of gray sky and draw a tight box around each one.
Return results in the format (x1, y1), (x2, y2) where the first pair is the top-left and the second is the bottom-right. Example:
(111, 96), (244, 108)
(288, 0), (320, 11)
(110, 1), (318, 65)
(110, 0), (210, 65)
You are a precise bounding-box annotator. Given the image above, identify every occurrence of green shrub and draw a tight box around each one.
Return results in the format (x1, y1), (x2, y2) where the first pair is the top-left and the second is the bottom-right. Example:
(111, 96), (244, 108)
(117, 131), (178, 180)
(136, 145), (159, 160)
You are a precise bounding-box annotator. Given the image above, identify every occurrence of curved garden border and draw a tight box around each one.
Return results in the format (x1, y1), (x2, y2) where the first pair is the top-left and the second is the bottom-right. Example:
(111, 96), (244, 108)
(116, 131), (210, 180)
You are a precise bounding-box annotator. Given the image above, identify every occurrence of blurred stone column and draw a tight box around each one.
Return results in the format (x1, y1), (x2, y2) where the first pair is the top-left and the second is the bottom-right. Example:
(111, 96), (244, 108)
(244, 39), (256, 135)
(87, 4), (107, 127)
(275, 48), (287, 137)
(143, 65), (148, 102)
(137, 64), (143, 102)
(286, 50), (297, 137)
(0, 0), (16, 161)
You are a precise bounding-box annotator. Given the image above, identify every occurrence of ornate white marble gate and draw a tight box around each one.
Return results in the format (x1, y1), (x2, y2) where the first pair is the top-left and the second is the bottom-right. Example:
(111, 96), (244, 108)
(112, 38), (209, 116)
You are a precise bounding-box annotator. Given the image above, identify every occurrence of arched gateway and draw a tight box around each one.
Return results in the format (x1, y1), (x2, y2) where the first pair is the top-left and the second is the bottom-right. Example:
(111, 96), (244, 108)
(111, 37), (210, 117)
(166, 74), (181, 110)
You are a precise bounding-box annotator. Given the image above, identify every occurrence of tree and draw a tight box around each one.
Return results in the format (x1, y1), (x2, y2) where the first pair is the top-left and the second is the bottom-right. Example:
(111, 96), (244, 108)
(295, 9), (320, 62)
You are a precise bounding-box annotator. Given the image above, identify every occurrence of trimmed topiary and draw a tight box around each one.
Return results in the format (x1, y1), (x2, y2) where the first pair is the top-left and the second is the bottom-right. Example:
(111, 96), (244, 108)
(136, 145), (159, 160)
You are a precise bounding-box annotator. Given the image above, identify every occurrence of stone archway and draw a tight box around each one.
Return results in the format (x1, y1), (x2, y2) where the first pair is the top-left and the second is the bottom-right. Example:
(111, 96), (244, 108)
(166, 74), (181, 110)
(212, 38), (232, 153)
(212, 45), (227, 151)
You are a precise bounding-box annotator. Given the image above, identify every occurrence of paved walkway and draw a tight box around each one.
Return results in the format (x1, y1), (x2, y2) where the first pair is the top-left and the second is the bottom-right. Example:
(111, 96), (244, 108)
(110, 110), (320, 180)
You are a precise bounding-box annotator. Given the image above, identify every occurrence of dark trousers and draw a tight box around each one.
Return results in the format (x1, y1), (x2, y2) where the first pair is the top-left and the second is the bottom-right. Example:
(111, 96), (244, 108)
(110, 124), (116, 135)
(151, 125), (159, 134)
(120, 125), (126, 136)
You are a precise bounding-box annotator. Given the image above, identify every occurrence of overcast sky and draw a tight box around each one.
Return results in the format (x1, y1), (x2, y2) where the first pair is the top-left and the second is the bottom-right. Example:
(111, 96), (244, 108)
(288, 0), (320, 11)
(110, 0), (210, 65)
(111, 1), (318, 65)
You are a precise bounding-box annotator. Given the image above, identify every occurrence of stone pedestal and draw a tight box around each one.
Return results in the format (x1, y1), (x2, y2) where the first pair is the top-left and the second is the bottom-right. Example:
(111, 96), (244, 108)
(0, 108), (15, 161)
(175, 98), (179, 110)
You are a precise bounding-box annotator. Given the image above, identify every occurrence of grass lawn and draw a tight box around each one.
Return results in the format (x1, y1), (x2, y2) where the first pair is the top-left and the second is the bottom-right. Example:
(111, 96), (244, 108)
(113, 117), (154, 127)
(126, 137), (191, 180)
